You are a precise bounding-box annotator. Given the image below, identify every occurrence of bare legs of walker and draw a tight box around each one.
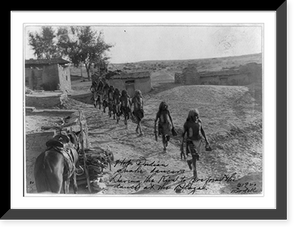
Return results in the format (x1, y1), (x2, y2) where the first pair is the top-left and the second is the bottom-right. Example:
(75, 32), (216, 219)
(136, 122), (143, 136)
(186, 157), (198, 179)
(186, 141), (199, 179)
(124, 111), (129, 129)
(162, 134), (170, 151)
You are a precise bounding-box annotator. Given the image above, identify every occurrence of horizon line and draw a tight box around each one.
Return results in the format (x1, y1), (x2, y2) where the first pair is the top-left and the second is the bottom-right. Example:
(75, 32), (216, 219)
(110, 52), (262, 64)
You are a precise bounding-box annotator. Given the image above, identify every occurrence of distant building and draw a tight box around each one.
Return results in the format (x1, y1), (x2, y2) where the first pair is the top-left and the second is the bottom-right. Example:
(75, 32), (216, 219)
(175, 63), (262, 86)
(25, 58), (71, 91)
(106, 71), (151, 97)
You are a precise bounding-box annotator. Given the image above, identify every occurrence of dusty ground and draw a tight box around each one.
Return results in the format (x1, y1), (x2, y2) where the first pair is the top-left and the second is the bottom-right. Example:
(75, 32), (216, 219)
(26, 71), (262, 195)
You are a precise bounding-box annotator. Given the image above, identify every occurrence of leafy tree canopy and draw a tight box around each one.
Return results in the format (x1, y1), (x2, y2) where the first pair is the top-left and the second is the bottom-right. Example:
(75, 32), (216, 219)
(29, 26), (113, 79)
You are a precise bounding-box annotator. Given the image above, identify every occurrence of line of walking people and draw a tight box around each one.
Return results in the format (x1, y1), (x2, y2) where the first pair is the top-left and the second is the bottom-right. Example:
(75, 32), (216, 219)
(90, 77), (211, 179)
(90, 78), (144, 136)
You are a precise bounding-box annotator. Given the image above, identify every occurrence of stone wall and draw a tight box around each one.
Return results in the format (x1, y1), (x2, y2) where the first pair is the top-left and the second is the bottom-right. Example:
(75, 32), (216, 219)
(25, 95), (61, 109)
(174, 73), (184, 84)
(42, 64), (59, 90)
(25, 64), (72, 91)
(107, 77), (152, 97)
(134, 77), (152, 94)
(25, 68), (43, 90)
(175, 63), (262, 86)
(183, 66), (199, 85)
(199, 74), (250, 85)
(58, 64), (72, 91)
(26, 131), (55, 151)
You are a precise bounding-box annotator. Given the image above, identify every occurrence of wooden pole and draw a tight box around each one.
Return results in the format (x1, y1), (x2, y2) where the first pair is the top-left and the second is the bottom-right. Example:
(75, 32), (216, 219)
(84, 120), (89, 149)
(79, 110), (92, 193)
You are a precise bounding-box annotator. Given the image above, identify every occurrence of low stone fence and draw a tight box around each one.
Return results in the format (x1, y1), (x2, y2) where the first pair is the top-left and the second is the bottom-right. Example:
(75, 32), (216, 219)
(25, 94), (61, 109)
(26, 131), (56, 151)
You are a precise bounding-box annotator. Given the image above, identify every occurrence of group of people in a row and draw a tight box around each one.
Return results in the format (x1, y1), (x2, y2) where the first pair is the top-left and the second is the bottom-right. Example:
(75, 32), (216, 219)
(90, 78), (211, 179)
(90, 78), (144, 136)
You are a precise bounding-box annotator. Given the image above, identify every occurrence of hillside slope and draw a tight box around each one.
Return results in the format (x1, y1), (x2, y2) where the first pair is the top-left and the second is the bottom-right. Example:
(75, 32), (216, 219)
(144, 85), (262, 135)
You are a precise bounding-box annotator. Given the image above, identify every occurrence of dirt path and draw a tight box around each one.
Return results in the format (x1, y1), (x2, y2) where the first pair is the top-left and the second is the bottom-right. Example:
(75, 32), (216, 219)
(82, 106), (194, 195)
(80, 92), (262, 195)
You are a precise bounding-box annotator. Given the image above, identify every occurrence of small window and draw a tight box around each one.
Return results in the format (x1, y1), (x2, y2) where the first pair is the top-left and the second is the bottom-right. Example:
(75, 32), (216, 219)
(66, 75), (68, 81)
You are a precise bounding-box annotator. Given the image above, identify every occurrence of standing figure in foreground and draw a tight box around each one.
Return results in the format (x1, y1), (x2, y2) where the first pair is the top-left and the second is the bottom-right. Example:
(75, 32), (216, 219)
(154, 101), (175, 151)
(131, 90), (144, 136)
(120, 90), (132, 128)
(180, 109), (210, 179)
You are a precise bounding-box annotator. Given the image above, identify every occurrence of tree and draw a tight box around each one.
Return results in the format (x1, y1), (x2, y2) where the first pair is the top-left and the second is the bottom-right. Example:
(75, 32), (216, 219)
(28, 26), (61, 59)
(28, 26), (113, 80)
(57, 26), (113, 80)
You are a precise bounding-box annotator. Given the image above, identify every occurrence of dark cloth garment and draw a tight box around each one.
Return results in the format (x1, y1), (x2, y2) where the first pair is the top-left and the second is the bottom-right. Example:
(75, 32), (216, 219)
(133, 108), (144, 121)
(113, 103), (121, 116)
(120, 95), (130, 108)
(121, 106), (131, 118)
(132, 95), (144, 121)
(157, 110), (172, 136)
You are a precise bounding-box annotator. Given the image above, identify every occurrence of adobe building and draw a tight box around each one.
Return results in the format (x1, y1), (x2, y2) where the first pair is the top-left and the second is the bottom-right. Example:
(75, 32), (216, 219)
(175, 63), (262, 86)
(25, 58), (71, 91)
(106, 71), (152, 97)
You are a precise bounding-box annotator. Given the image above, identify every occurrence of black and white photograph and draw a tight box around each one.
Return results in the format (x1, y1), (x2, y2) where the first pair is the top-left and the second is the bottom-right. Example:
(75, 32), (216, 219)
(5, 3), (291, 224)
(24, 24), (263, 196)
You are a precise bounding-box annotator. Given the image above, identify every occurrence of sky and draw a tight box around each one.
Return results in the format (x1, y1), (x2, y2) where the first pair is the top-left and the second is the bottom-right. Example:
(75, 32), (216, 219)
(25, 25), (262, 64)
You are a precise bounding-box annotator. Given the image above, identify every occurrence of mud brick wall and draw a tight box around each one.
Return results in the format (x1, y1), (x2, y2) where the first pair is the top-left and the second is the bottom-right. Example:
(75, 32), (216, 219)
(107, 77), (152, 97)
(25, 95), (61, 109)
(58, 64), (72, 91)
(174, 73), (184, 84)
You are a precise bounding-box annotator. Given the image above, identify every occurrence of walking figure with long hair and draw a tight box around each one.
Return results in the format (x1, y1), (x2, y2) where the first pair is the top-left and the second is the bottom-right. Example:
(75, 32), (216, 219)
(154, 101), (175, 151)
(180, 109), (210, 179)
(131, 90), (144, 136)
